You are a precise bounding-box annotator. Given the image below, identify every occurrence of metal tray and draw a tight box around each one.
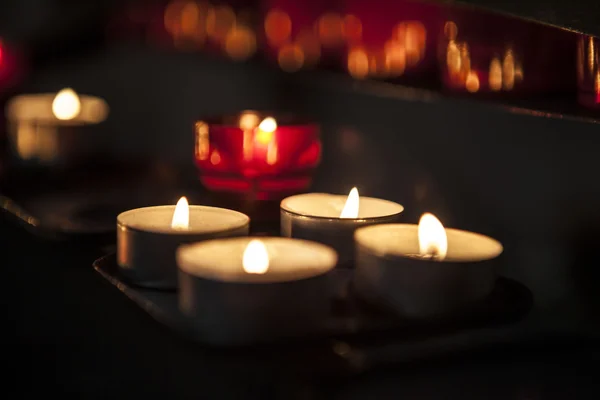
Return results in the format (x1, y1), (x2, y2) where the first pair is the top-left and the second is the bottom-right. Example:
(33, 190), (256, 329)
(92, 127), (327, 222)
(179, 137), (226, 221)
(94, 252), (533, 371)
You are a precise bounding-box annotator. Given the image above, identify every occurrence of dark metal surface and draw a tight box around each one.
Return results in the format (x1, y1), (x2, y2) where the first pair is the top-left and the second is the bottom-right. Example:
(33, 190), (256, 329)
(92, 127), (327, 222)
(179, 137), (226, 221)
(94, 252), (532, 367)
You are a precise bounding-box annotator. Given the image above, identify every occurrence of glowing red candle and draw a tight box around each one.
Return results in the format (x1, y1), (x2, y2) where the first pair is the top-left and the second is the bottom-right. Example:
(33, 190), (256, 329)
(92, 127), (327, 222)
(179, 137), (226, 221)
(195, 111), (321, 200)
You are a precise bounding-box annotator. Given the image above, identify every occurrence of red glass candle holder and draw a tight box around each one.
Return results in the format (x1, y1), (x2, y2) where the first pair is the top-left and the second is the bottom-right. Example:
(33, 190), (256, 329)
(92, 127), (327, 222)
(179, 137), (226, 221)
(194, 111), (321, 200)
(577, 36), (600, 110)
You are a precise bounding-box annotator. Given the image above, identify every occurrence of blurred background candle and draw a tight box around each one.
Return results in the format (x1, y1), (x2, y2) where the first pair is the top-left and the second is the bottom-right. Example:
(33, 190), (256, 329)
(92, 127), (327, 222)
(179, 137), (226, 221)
(354, 213), (503, 318)
(117, 196), (250, 289)
(5, 88), (109, 166)
(194, 111), (321, 201)
(177, 236), (337, 345)
(280, 188), (404, 266)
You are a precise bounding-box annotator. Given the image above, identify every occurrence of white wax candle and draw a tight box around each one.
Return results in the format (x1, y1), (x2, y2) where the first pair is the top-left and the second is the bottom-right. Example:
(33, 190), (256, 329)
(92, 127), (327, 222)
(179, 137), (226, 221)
(6, 91), (109, 124)
(177, 237), (337, 283)
(117, 204), (250, 289)
(355, 224), (503, 262)
(177, 237), (338, 345)
(354, 223), (503, 317)
(280, 191), (404, 266)
(281, 192), (403, 219)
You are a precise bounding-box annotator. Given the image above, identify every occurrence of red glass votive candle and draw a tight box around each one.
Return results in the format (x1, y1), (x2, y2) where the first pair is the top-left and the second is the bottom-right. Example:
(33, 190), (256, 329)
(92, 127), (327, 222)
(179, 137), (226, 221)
(194, 111), (321, 200)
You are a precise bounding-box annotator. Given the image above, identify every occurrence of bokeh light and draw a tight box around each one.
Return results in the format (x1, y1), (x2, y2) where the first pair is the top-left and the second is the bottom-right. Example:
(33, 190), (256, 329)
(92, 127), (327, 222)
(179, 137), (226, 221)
(206, 5), (235, 44)
(465, 71), (480, 92)
(502, 49), (515, 90)
(225, 26), (256, 61)
(295, 29), (321, 67)
(342, 15), (362, 43)
(264, 9), (291, 46)
(348, 47), (369, 79)
(278, 43), (304, 72)
(316, 13), (344, 47)
(444, 21), (458, 41)
(489, 57), (502, 91)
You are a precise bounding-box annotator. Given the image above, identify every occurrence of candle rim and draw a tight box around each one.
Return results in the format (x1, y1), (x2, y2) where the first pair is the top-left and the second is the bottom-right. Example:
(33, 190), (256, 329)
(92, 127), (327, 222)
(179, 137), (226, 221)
(355, 223), (503, 263)
(117, 205), (250, 235)
(177, 237), (338, 283)
(280, 192), (404, 221)
(197, 110), (318, 128)
(5, 92), (109, 124)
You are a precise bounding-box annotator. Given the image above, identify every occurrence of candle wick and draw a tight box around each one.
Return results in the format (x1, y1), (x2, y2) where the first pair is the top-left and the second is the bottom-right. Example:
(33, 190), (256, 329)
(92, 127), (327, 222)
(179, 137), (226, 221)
(424, 248), (440, 261)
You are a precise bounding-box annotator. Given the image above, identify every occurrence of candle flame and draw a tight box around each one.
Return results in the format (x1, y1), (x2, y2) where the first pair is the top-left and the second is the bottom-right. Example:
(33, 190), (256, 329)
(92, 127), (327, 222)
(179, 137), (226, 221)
(52, 88), (81, 121)
(258, 117), (277, 133)
(242, 239), (269, 274)
(418, 213), (447, 260)
(340, 187), (359, 218)
(171, 196), (190, 230)
(256, 117), (277, 144)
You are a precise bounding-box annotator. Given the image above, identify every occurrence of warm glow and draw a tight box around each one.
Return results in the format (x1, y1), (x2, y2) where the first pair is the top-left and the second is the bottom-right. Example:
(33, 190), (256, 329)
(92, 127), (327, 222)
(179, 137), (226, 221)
(385, 40), (406, 76)
(502, 50), (515, 90)
(210, 149), (221, 165)
(258, 117), (277, 133)
(444, 21), (458, 41)
(340, 187), (359, 219)
(52, 88), (81, 121)
(589, 37), (595, 73)
(264, 9), (291, 46)
(278, 43), (305, 72)
(266, 141), (278, 165)
(316, 13), (344, 47)
(404, 22), (426, 66)
(295, 29), (321, 66)
(171, 196), (190, 230)
(446, 41), (461, 75)
(465, 71), (480, 93)
(180, 1), (200, 35)
(242, 239), (269, 274)
(206, 5), (235, 43)
(342, 14), (362, 42)
(418, 213), (447, 260)
(195, 121), (209, 160)
(348, 47), (369, 79)
(256, 117), (277, 144)
(239, 112), (260, 130)
(489, 57), (502, 91)
(224, 26), (256, 61)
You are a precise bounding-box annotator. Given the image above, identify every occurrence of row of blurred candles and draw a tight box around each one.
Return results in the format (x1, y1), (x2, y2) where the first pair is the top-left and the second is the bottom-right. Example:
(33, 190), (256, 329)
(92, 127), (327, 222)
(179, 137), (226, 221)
(0, 1), (597, 107)
(103, 0), (599, 107)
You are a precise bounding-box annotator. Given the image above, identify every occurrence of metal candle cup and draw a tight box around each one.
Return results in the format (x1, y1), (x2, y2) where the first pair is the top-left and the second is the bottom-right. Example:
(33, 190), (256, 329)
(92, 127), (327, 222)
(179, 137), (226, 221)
(177, 237), (337, 345)
(280, 192), (404, 266)
(354, 224), (503, 318)
(117, 205), (249, 289)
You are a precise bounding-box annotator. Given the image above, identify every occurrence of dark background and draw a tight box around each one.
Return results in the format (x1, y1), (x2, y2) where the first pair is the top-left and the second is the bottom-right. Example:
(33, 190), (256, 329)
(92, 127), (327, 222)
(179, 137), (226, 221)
(1, 0), (600, 398)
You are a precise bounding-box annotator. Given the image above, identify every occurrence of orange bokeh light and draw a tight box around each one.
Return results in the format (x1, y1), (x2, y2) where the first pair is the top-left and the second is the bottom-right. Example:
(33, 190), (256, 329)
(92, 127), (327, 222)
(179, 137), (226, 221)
(225, 26), (256, 61)
(316, 13), (344, 47)
(206, 5), (235, 43)
(342, 14), (362, 43)
(295, 29), (321, 67)
(348, 47), (369, 79)
(465, 71), (480, 92)
(264, 9), (292, 46)
(278, 43), (305, 72)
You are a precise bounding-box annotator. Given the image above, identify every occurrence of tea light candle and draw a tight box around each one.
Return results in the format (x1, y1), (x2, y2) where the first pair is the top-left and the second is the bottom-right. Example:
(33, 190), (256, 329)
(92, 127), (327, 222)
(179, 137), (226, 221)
(354, 213), (503, 318)
(5, 88), (109, 162)
(177, 237), (337, 345)
(280, 188), (404, 266)
(117, 197), (250, 289)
